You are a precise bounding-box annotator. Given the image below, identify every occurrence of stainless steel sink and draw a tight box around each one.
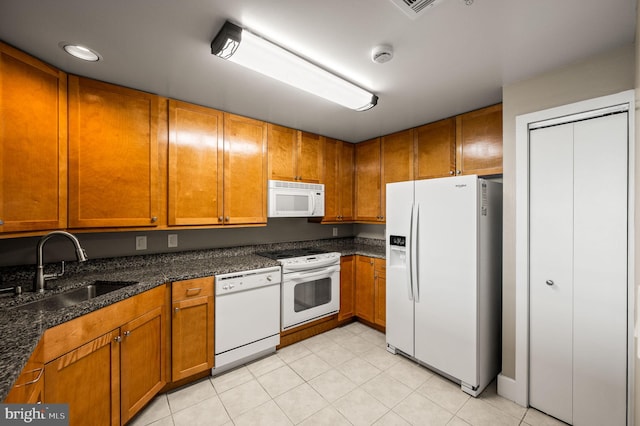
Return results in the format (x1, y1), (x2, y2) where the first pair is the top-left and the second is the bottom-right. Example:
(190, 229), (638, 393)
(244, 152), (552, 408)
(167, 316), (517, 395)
(14, 280), (138, 311)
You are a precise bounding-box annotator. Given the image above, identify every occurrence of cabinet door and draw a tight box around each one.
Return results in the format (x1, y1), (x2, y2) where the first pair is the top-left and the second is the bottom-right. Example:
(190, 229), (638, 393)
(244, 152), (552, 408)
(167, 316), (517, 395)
(355, 138), (381, 222)
(374, 259), (386, 328)
(68, 76), (161, 228)
(4, 339), (44, 404)
(354, 256), (375, 323)
(338, 255), (356, 321)
(415, 118), (456, 179)
(120, 307), (166, 424)
(298, 131), (323, 183)
(456, 104), (502, 176)
(45, 330), (120, 426)
(338, 141), (355, 221)
(223, 113), (268, 225)
(381, 129), (414, 222)
(0, 42), (67, 233)
(322, 138), (340, 222)
(171, 277), (214, 381)
(168, 100), (223, 226)
(268, 124), (298, 182)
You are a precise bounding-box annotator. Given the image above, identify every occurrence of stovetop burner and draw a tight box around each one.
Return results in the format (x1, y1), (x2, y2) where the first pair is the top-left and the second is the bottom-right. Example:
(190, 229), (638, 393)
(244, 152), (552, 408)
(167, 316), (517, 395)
(257, 248), (329, 260)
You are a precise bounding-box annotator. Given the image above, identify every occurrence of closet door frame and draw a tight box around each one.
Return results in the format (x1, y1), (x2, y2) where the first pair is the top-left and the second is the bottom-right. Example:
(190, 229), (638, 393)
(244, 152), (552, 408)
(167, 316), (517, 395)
(505, 90), (635, 419)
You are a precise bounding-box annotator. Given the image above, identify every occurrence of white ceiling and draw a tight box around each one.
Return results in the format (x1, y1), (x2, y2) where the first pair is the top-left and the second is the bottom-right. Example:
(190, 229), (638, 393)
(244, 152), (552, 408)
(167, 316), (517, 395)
(0, 0), (636, 142)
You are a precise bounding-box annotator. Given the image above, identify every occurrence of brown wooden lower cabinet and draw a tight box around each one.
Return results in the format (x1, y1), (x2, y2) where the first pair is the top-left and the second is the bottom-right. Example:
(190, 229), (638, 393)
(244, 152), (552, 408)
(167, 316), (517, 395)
(120, 307), (166, 424)
(171, 277), (215, 381)
(354, 255), (386, 328)
(373, 258), (386, 328)
(338, 255), (355, 321)
(39, 285), (167, 426)
(355, 255), (375, 323)
(4, 339), (45, 404)
(44, 330), (120, 426)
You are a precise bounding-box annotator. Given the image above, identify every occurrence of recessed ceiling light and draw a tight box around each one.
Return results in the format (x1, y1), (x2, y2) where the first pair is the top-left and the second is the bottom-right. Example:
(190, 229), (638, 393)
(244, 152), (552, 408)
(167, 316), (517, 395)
(59, 42), (102, 62)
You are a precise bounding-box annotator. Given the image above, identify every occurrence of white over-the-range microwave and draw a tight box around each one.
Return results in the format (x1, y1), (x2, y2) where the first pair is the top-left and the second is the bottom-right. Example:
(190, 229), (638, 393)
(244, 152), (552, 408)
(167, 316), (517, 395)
(267, 180), (324, 218)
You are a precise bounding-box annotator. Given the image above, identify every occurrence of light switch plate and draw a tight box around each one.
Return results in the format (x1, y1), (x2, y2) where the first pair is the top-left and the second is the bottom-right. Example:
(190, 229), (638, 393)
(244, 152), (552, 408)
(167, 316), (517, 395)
(333, 227), (338, 237)
(135, 236), (147, 251)
(168, 234), (178, 248)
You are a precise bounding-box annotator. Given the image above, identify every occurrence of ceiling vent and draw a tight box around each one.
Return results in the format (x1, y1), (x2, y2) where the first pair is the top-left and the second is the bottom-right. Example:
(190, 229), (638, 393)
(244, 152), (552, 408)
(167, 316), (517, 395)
(389, 0), (446, 19)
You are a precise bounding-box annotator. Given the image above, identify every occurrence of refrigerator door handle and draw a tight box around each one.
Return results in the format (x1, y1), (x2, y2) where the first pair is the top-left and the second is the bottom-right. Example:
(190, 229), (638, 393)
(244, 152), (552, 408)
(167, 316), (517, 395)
(406, 203), (414, 301)
(411, 203), (420, 303)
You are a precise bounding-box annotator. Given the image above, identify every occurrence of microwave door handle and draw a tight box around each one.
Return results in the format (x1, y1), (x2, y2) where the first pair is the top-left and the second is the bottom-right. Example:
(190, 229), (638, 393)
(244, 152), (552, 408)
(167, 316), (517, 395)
(310, 193), (316, 215)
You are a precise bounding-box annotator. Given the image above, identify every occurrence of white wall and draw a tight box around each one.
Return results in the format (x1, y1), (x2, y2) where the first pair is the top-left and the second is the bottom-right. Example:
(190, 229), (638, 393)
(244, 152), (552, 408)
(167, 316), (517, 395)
(501, 43), (635, 380)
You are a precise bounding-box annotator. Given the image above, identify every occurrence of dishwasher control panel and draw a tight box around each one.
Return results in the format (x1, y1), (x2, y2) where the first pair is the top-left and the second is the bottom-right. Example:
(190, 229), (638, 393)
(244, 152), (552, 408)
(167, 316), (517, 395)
(215, 266), (282, 295)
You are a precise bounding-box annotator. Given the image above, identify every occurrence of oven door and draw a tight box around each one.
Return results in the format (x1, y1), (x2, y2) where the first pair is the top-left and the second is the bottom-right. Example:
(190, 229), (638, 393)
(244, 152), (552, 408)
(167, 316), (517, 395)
(281, 264), (340, 330)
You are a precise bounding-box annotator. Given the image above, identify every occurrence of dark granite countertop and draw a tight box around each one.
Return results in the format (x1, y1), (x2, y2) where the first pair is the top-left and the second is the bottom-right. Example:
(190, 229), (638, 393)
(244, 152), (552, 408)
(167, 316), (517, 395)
(0, 237), (384, 400)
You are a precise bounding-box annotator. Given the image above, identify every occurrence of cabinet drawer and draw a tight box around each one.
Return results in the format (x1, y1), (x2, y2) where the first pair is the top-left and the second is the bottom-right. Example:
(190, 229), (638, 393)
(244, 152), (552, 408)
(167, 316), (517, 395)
(172, 277), (214, 301)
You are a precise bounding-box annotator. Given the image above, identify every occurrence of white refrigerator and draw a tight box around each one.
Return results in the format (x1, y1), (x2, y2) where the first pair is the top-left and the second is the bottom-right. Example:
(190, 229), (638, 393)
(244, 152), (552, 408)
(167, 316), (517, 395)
(386, 175), (502, 396)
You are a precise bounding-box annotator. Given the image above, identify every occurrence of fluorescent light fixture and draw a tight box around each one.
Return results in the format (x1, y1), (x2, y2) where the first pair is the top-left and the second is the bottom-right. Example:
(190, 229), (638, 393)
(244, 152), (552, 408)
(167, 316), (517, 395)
(60, 42), (102, 62)
(211, 21), (377, 111)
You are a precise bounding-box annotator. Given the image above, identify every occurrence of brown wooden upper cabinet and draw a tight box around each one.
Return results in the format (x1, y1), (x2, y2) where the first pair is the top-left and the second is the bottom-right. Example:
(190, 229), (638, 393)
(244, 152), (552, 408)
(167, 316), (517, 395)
(268, 124), (323, 183)
(0, 42), (67, 234)
(415, 104), (503, 179)
(355, 138), (381, 222)
(456, 103), (503, 176)
(355, 129), (413, 223)
(168, 100), (223, 226)
(414, 117), (456, 179)
(319, 138), (354, 223)
(68, 76), (162, 229)
(223, 113), (268, 225)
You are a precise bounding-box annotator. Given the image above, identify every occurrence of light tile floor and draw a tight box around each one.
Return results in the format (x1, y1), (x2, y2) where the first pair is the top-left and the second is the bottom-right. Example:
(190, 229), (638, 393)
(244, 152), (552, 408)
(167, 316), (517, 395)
(129, 322), (567, 426)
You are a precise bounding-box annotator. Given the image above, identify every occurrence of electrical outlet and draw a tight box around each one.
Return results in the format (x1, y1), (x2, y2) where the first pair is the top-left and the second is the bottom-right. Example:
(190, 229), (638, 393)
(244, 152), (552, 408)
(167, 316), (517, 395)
(333, 227), (338, 237)
(135, 236), (147, 251)
(168, 234), (178, 248)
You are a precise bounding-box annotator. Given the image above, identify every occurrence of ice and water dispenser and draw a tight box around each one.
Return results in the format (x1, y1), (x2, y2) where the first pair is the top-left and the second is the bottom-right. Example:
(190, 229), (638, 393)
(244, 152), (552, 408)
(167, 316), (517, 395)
(389, 235), (407, 267)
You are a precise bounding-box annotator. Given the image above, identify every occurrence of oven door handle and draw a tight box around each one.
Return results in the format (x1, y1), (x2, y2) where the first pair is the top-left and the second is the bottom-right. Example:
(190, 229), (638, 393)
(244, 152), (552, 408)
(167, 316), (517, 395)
(286, 267), (339, 281)
(283, 258), (340, 271)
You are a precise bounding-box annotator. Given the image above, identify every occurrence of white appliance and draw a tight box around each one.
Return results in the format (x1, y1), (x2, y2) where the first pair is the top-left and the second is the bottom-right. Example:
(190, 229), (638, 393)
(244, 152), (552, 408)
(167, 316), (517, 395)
(267, 180), (324, 218)
(386, 175), (502, 396)
(213, 266), (281, 375)
(258, 249), (340, 330)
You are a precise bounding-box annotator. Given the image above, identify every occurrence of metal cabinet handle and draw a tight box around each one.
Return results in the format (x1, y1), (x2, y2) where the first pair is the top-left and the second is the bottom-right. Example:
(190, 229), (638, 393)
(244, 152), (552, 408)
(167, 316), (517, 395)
(114, 336), (122, 343)
(449, 170), (454, 175)
(0, 219), (4, 225)
(151, 216), (158, 223)
(456, 170), (461, 175)
(13, 368), (44, 387)
(123, 330), (131, 337)
(546, 280), (554, 286)
(218, 216), (223, 222)
(174, 307), (180, 313)
(225, 216), (230, 222)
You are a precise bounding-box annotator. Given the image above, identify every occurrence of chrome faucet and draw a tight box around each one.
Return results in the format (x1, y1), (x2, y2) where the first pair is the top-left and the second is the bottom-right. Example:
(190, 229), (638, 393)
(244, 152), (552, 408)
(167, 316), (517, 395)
(34, 231), (88, 293)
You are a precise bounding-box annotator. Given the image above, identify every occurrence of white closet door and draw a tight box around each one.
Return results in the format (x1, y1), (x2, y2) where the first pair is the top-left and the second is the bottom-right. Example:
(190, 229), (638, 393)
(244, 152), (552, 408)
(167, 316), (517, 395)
(572, 113), (628, 426)
(529, 112), (628, 425)
(529, 122), (574, 424)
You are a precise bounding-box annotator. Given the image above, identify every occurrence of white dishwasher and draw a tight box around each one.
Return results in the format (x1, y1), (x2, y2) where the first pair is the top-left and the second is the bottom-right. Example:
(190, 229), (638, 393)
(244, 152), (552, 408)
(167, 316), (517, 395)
(213, 266), (281, 375)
